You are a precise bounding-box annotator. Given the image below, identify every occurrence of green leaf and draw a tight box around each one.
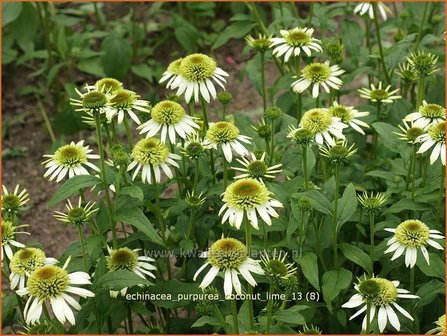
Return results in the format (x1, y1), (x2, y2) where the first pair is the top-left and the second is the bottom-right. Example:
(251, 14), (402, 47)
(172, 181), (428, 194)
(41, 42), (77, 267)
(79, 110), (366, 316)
(342, 20), (362, 60)
(2, 2), (23, 27)
(101, 33), (133, 80)
(96, 270), (152, 290)
(414, 279), (445, 311)
(145, 280), (202, 308)
(53, 102), (86, 135)
(336, 183), (357, 227)
(417, 253), (445, 280)
(10, 3), (38, 53)
(293, 190), (333, 215)
(119, 186), (144, 202)
(273, 306), (306, 325)
(173, 16), (200, 53)
(383, 198), (431, 215)
(131, 64), (154, 82)
(48, 175), (101, 207)
(366, 170), (397, 181)
(212, 21), (257, 49)
(78, 57), (105, 77)
(116, 207), (163, 246)
(340, 243), (372, 274)
(372, 122), (405, 154)
(322, 268), (352, 313)
(192, 316), (221, 328)
(295, 252), (320, 291)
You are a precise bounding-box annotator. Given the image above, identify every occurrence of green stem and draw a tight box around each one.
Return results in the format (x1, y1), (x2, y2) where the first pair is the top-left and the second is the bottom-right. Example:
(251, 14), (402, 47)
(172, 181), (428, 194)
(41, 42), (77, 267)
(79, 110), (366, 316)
(365, 301), (372, 334)
(372, 3), (391, 85)
(269, 120), (275, 165)
(307, 2), (314, 25)
(127, 306), (134, 334)
(123, 116), (134, 149)
(436, 163), (445, 225)
(315, 95), (320, 108)
(223, 156), (228, 188)
(222, 104), (227, 120)
(169, 143), (184, 196)
(266, 283), (274, 333)
(94, 112), (117, 248)
(280, 289), (290, 310)
(369, 211), (375, 275)
(37, 99), (56, 143)
(187, 209), (196, 241)
(410, 266), (415, 294)
(213, 305), (230, 334)
(296, 56), (302, 122)
(416, 75), (425, 110)
(413, 2), (429, 51)
(111, 119), (119, 145)
(311, 213), (328, 271)
(411, 144), (417, 201)
(333, 164), (341, 266)
(77, 226), (89, 272)
(302, 144), (309, 191)
(193, 159), (199, 193)
(260, 51), (267, 114)
(231, 300), (240, 334)
(298, 210), (306, 257)
(244, 215), (255, 330)
(200, 97), (210, 132)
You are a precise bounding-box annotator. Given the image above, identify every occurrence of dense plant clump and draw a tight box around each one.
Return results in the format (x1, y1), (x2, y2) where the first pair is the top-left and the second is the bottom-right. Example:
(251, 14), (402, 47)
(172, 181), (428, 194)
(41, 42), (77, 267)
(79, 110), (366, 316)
(2, 1), (445, 335)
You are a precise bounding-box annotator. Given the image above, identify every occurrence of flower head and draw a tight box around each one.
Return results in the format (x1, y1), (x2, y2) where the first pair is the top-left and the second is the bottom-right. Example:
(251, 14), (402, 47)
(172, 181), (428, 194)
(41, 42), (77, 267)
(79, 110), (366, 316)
(396, 63), (418, 83)
(179, 132), (211, 159)
(53, 197), (98, 226)
(299, 325), (323, 335)
(292, 62), (345, 98)
(217, 91), (233, 105)
(193, 237), (264, 297)
(70, 87), (109, 115)
(394, 120), (424, 144)
(385, 219), (444, 268)
(205, 122), (251, 162)
(287, 126), (314, 146)
(94, 78), (123, 93)
(323, 38), (344, 64)
(260, 250), (297, 284)
(245, 34), (272, 52)
(357, 191), (388, 211)
(353, 2), (391, 20)
(160, 58), (183, 89)
(170, 53), (229, 103)
(270, 27), (322, 62)
(42, 141), (100, 183)
(427, 314), (446, 335)
(1, 220), (28, 260)
(185, 191), (206, 209)
(127, 138), (181, 183)
(252, 118), (271, 140)
(137, 100), (199, 143)
(2, 185), (29, 219)
(220, 178), (283, 229)
(16, 257), (95, 325)
(106, 247), (156, 297)
(265, 106), (282, 121)
(106, 89), (150, 125)
(416, 121), (446, 165)
(319, 140), (357, 165)
(358, 82), (401, 104)
(328, 102), (369, 135)
(9, 247), (57, 290)
(407, 51), (439, 77)
(232, 152), (282, 181)
(298, 108), (347, 145)
(405, 100), (445, 130)
(342, 275), (418, 332)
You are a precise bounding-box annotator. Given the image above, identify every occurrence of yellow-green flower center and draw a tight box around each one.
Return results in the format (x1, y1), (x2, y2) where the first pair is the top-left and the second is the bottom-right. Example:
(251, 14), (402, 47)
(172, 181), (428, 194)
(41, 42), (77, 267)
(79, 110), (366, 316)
(2, 195), (21, 212)
(246, 161), (268, 178)
(107, 247), (138, 272)
(67, 207), (88, 226)
(428, 122), (446, 143)
(95, 78), (122, 93)
(359, 278), (397, 306)
(302, 63), (331, 83)
(409, 52), (438, 76)
(82, 91), (107, 110)
(284, 29), (311, 46)
(28, 266), (69, 300)
(406, 127), (424, 141)
(186, 195), (205, 208)
(1, 221), (15, 244)
(10, 248), (46, 276)
(329, 106), (353, 123)
(167, 58), (183, 75)
(54, 144), (87, 167)
(420, 103), (445, 118)
(151, 101), (185, 124)
(223, 178), (269, 210)
(206, 122), (240, 144)
(395, 219), (430, 248)
(178, 53), (217, 82)
(184, 142), (204, 158)
(110, 89), (137, 109)
(265, 259), (288, 277)
(435, 314), (446, 333)
(132, 138), (169, 166)
(370, 89), (389, 101)
(208, 238), (247, 269)
(300, 109), (332, 134)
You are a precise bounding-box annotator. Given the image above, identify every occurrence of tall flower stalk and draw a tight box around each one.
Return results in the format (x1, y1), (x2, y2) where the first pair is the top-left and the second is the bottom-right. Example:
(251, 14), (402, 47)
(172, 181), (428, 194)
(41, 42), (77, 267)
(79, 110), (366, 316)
(372, 3), (391, 85)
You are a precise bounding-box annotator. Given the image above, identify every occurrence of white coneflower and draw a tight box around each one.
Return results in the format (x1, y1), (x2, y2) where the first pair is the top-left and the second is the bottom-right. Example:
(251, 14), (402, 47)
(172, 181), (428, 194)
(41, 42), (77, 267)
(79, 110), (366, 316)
(42, 141), (100, 183)
(416, 121), (446, 165)
(358, 81), (401, 104)
(407, 51), (439, 77)
(1, 184), (29, 218)
(127, 138), (180, 183)
(185, 190), (206, 209)
(295, 108), (347, 146)
(160, 58), (183, 89)
(1, 220), (29, 260)
(384, 219), (444, 268)
(394, 121), (424, 144)
(193, 237), (264, 297)
(9, 248), (58, 290)
(353, 2), (391, 21)
(245, 34), (272, 52)
(270, 27), (322, 62)
(427, 314), (446, 335)
(69, 87), (109, 116)
(170, 53), (229, 103)
(232, 152), (282, 181)
(260, 250), (297, 282)
(342, 276), (418, 332)
(205, 122), (251, 162)
(106, 89), (150, 125)
(137, 100), (199, 143)
(53, 197), (98, 226)
(92, 77), (123, 94)
(292, 62), (345, 98)
(396, 62), (418, 83)
(404, 101), (445, 129)
(16, 257), (94, 325)
(106, 247), (156, 297)
(319, 140), (357, 165)
(179, 132), (212, 159)
(357, 191), (388, 211)
(328, 102), (370, 135)
(219, 178), (283, 230)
